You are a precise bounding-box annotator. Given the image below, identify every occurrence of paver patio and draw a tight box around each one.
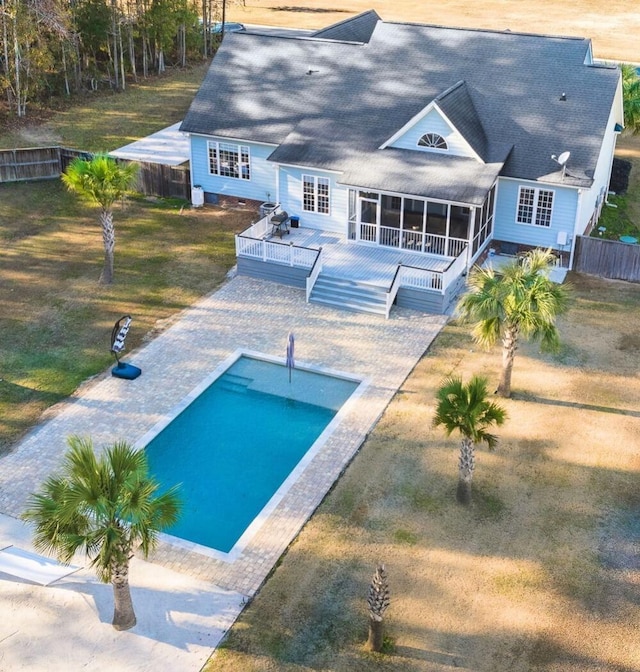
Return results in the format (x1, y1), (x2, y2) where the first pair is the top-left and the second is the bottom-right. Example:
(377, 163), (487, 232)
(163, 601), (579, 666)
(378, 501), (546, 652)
(0, 274), (447, 670)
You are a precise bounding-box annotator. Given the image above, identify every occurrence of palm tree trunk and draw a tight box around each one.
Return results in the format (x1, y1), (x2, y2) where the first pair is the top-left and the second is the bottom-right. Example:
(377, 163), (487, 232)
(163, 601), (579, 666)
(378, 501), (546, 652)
(111, 560), (136, 630)
(457, 437), (475, 505)
(100, 208), (115, 284)
(497, 325), (518, 398)
(366, 616), (384, 652)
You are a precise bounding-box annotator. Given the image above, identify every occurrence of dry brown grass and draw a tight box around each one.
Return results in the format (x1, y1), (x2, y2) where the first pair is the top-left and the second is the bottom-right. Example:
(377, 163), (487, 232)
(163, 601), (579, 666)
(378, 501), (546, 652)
(230, 0), (640, 62)
(206, 272), (640, 672)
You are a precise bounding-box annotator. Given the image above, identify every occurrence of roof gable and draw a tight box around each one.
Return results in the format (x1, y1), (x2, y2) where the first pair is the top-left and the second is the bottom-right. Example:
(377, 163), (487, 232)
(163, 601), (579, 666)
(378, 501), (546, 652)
(381, 82), (491, 162)
(311, 9), (380, 43)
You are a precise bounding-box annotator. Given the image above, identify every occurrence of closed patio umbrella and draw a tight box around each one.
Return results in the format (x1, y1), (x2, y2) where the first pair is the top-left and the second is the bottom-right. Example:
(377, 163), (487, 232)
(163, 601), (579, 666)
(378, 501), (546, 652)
(286, 332), (295, 383)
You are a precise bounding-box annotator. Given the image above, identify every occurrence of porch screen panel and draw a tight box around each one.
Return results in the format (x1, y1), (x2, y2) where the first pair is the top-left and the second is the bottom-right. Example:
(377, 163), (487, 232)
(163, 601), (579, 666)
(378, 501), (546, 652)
(360, 200), (378, 224)
(403, 199), (425, 232)
(449, 206), (470, 239)
(381, 195), (401, 228)
(426, 202), (448, 235)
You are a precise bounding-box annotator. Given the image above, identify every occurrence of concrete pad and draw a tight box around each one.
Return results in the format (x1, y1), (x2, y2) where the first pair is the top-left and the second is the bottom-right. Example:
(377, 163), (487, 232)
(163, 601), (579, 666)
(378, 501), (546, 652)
(0, 515), (244, 672)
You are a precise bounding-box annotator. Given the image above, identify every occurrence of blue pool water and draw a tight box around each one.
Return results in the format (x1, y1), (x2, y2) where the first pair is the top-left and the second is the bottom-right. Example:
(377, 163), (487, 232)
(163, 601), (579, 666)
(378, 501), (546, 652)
(144, 355), (360, 554)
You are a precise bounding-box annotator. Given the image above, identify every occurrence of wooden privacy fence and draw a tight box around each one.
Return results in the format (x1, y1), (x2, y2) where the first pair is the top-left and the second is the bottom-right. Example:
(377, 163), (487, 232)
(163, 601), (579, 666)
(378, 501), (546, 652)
(574, 235), (640, 282)
(0, 147), (62, 182)
(0, 146), (191, 200)
(134, 161), (190, 200)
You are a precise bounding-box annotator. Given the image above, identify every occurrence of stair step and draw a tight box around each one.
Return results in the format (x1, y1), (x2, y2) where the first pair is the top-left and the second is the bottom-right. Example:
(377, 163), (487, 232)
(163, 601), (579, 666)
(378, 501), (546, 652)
(311, 295), (387, 315)
(309, 273), (390, 316)
(313, 281), (386, 300)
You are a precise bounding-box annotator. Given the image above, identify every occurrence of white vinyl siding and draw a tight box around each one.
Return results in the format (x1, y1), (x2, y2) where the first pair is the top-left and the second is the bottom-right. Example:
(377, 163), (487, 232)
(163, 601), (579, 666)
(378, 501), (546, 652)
(208, 141), (251, 180)
(302, 175), (330, 214)
(516, 187), (554, 227)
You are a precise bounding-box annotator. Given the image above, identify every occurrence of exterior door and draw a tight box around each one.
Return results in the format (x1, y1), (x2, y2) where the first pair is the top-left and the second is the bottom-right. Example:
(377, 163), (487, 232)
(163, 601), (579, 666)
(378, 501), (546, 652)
(358, 197), (379, 243)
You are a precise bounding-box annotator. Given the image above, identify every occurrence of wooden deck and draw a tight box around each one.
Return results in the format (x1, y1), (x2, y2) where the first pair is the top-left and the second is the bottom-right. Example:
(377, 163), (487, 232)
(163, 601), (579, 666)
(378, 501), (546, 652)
(280, 227), (452, 286)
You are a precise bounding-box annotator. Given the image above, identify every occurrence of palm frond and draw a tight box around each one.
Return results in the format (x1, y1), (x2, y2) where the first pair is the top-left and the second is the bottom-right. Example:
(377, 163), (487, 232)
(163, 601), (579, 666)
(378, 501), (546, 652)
(434, 375), (506, 446)
(22, 436), (182, 582)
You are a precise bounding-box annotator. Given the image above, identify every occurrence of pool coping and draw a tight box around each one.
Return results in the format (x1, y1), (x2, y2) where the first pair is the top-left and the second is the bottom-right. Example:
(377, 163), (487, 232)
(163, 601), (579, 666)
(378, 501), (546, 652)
(140, 348), (370, 563)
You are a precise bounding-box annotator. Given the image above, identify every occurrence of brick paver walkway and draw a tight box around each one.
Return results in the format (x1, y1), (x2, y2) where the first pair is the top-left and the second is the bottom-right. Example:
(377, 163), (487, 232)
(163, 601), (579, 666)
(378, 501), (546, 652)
(0, 275), (447, 598)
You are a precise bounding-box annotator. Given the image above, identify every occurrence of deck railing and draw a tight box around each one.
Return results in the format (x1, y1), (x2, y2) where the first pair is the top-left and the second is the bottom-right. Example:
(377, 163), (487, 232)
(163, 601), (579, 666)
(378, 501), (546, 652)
(305, 247), (323, 302)
(236, 234), (319, 268)
(399, 264), (444, 292)
(441, 249), (469, 290)
(396, 246), (469, 295)
(374, 225), (467, 257)
(385, 265), (404, 318)
(236, 208), (320, 270)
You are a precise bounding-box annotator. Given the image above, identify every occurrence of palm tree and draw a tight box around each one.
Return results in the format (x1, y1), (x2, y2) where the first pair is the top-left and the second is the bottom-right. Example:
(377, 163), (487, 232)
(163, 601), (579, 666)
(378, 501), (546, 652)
(23, 436), (181, 630)
(366, 563), (390, 652)
(456, 248), (570, 398)
(62, 154), (138, 284)
(433, 375), (506, 505)
(621, 63), (640, 134)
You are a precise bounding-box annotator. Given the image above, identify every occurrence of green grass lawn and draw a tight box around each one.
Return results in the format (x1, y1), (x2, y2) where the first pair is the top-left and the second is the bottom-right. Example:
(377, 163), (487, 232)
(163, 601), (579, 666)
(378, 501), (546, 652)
(0, 62), (211, 152)
(0, 179), (250, 453)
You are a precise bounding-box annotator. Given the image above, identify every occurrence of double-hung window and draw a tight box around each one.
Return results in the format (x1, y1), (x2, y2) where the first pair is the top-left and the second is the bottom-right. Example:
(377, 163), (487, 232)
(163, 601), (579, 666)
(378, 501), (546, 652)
(516, 187), (554, 227)
(208, 142), (251, 180)
(302, 175), (330, 214)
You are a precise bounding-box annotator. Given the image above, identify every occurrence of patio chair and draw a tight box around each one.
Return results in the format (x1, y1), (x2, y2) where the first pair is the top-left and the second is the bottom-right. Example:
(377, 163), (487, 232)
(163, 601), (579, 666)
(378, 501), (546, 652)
(270, 211), (290, 238)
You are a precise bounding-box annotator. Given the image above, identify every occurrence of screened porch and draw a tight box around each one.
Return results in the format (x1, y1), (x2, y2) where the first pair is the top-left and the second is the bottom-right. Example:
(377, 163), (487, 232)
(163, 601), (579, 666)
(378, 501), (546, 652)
(345, 186), (495, 260)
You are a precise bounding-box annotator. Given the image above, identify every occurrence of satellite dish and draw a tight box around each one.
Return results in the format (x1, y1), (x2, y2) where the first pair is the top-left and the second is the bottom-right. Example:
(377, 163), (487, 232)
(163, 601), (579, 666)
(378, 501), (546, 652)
(551, 151), (571, 180)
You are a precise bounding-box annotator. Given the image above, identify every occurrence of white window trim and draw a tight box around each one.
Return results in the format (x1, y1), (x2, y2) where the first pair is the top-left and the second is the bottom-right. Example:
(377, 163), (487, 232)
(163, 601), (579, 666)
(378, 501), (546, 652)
(207, 141), (251, 181)
(516, 186), (554, 227)
(302, 174), (330, 215)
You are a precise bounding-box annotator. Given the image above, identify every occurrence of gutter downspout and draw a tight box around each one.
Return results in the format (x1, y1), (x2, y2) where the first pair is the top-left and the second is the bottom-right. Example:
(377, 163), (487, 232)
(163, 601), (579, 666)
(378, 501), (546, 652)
(569, 188), (582, 270)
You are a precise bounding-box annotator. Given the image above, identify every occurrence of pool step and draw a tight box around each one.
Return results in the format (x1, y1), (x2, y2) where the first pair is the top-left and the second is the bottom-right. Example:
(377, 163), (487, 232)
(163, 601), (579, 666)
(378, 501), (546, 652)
(217, 373), (253, 394)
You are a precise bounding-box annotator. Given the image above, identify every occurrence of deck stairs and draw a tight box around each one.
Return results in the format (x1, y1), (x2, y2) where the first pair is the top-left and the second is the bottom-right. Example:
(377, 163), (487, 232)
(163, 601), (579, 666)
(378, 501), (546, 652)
(309, 274), (388, 316)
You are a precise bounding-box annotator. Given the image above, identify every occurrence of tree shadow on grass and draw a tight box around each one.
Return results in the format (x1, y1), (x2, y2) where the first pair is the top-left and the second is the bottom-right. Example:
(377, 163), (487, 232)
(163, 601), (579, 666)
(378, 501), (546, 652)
(511, 391), (640, 418)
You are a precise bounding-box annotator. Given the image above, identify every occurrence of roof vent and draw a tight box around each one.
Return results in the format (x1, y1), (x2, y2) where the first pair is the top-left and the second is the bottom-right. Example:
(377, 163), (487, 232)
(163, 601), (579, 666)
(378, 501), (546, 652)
(559, 92), (567, 101)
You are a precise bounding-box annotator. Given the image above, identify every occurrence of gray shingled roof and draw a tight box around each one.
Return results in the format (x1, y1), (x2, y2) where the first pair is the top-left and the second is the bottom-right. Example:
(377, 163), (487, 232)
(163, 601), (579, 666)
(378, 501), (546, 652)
(181, 16), (621, 202)
(311, 9), (380, 43)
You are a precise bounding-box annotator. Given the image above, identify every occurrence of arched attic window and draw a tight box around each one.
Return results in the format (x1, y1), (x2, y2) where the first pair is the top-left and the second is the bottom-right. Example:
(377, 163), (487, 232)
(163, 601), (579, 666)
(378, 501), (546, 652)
(417, 133), (448, 150)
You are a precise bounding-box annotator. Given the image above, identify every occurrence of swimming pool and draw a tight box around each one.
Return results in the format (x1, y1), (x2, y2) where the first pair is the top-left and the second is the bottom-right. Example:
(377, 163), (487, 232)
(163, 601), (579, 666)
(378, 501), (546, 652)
(140, 353), (361, 558)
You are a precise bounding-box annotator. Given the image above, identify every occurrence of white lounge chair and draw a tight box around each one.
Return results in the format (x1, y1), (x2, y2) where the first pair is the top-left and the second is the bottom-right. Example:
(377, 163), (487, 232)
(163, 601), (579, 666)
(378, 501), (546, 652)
(0, 545), (81, 586)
